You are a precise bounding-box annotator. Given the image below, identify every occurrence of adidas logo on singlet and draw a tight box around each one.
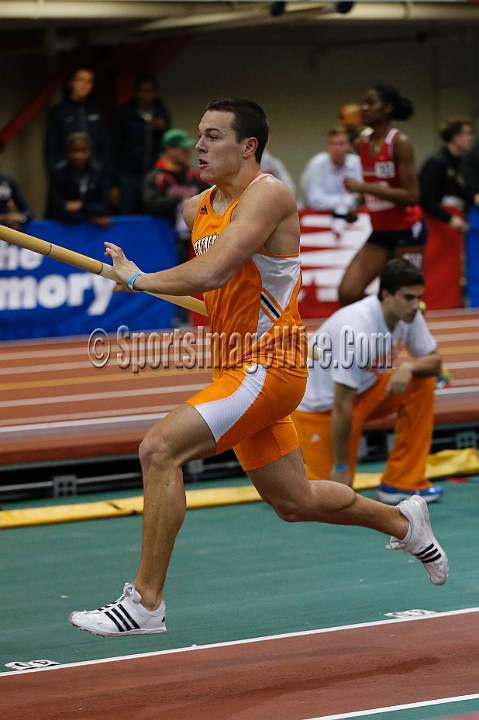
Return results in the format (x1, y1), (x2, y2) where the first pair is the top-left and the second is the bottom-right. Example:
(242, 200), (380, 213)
(199, 205), (208, 215)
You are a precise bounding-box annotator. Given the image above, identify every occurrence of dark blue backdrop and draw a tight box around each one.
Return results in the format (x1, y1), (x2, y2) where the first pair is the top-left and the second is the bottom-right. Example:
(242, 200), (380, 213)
(467, 208), (479, 308)
(0, 216), (178, 340)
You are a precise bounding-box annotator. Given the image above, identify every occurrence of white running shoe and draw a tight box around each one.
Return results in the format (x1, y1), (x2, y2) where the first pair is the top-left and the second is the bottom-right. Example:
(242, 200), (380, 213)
(387, 496), (449, 586)
(69, 583), (166, 637)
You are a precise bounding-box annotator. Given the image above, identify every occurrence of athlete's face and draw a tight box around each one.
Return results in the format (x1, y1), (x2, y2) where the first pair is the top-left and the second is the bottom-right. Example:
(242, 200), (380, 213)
(196, 111), (251, 183)
(361, 89), (391, 127)
(382, 285), (424, 325)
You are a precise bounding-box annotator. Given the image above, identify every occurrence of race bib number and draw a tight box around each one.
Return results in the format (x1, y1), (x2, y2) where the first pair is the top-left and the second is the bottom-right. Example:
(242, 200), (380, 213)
(375, 161), (395, 179)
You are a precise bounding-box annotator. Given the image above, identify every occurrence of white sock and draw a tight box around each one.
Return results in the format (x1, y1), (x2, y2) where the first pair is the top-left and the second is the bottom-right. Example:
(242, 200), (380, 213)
(400, 521), (412, 544)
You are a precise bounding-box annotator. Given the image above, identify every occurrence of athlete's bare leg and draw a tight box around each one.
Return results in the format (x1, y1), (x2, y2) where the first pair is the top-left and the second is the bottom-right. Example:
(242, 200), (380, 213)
(394, 244), (425, 269)
(248, 448), (409, 539)
(135, 413), (409, 612)
(338, 242), (390, 306)
(134, 403), (216, 611)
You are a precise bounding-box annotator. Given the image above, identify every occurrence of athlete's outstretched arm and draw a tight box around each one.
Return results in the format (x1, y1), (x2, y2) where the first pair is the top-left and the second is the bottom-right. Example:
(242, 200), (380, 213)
(105, 177), (298, 296)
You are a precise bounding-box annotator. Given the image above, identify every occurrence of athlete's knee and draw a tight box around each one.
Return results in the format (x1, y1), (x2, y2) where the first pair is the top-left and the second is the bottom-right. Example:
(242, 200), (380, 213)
(274, 503), (303, 523)
(139, 428), (172, 469)
(271, 497), (311, 523)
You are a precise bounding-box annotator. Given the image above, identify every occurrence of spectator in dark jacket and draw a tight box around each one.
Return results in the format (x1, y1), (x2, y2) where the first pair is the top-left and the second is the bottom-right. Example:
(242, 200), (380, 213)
(112, 74), (171, 215)
(45, 68), (110, 176)
(419, 118), (475, 232)
(462, 129), (479, 210)
(143, 128), (209, 325)
(143, 128), (209, 257)
(46, 132), (110, 227)
(0, 140), (32, 230)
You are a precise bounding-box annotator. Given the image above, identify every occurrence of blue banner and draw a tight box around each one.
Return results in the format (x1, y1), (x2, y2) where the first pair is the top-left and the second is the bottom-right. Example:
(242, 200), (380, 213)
(0, 216), (178, 340)
(467, 208), (479, 307)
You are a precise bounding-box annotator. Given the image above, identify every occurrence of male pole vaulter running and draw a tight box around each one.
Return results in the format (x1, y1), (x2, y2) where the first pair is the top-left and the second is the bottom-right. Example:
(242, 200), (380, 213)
(70, 99), (447, 637)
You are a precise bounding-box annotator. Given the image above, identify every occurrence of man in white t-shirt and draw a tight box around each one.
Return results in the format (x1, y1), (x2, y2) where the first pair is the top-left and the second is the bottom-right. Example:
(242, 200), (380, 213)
(301, 126), (363, 220)
(292, 259), (443, 504)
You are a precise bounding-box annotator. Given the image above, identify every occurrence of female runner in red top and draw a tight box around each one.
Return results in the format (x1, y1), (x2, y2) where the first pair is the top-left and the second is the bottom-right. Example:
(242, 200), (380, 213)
(339, 84), (426, 306)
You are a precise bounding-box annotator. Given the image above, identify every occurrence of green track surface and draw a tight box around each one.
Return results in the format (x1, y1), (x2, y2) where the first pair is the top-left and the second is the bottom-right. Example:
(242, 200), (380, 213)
(1, 473), (479, 720)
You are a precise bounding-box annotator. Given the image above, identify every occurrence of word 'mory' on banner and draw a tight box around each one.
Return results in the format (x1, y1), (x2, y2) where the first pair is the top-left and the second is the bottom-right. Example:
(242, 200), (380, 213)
(0, 216), (177, 340)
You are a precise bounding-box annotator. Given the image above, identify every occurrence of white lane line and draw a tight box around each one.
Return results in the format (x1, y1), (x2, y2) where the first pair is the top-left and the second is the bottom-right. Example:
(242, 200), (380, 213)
(0, 413), (168, 433)
(0, 341), (211, 364)
(1, 351), (475, 376)
(434, 332), (479, 342)
(436, 385), (479, 395)
(0, 361), (97, 375)
(450, 377), (479, 386)
(0, 383), (208, 408)
(0, 405), (178, 426)
(428, 319), (479, 330)
(304, 694), (479, 720)
(1, 606), (478, 678)
(13, 386), (479, 425)
(0, 347), (86, 361)
(446, 361), (479, 369)
(0, 353), (213, 375)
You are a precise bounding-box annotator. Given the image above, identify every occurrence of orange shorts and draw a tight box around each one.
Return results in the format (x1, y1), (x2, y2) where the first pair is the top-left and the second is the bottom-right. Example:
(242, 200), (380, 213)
(187, 363), (306, 471)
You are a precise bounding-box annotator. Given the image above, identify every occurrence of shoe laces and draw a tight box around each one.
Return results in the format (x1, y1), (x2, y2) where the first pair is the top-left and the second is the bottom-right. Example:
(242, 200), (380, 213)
(95, 583), (140, 611)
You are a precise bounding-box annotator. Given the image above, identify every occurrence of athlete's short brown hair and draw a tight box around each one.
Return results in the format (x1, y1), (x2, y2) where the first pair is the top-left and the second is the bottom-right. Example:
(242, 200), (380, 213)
(206, 98), (269, 162)
(378, 258), (424, 299)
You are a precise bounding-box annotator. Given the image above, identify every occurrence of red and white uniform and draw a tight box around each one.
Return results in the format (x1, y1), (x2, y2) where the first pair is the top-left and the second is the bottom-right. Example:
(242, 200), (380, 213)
(360, 128), (422, 232)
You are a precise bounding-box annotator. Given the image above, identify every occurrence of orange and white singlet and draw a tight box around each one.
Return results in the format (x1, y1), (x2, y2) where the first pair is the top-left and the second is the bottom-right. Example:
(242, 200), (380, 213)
(360, 128), (422, 232)
(191, 174), (307, 378)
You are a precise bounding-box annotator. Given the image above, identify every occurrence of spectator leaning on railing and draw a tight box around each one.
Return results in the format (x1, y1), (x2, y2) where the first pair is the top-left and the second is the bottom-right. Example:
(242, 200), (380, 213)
(45, 132), (110, 228)
(0, 139), (32, 230)
(142, 128), (210, 326)
(300, 125), (363, 221)
(112, 74), (171, 215)
(419, 117), (475, 232)
(142, 128), (210, 261)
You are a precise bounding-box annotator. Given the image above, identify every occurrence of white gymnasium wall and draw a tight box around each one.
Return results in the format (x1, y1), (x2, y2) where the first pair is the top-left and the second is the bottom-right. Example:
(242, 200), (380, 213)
(0, 23), (478, 216)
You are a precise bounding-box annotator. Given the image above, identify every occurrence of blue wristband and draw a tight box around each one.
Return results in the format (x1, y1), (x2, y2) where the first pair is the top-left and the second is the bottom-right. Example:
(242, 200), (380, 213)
(127, 271), (143, 291)
(333, 464), (348, 472)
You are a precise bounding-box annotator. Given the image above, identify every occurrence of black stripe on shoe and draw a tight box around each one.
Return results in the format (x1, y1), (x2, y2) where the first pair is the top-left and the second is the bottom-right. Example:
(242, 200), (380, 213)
(105, 610), (126, 633)
(415, 544), (442, 563)
(110, 606), (135, 631)
(117, 604), (141, 629)
(421, 554), (442, 564)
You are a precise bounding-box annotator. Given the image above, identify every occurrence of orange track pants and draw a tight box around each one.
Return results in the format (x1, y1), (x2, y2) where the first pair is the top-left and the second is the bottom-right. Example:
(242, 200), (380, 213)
(292, 372), (435, 490)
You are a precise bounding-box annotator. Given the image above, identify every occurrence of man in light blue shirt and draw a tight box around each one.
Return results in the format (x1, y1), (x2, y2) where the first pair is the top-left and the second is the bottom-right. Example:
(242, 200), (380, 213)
(301, 126), (363, 219)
